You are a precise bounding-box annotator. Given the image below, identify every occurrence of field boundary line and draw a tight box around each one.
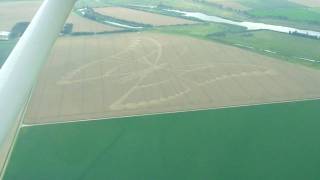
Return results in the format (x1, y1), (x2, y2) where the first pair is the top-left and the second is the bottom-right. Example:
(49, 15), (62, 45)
(0, 91), (34, 179)
(21, 97), (320, 128)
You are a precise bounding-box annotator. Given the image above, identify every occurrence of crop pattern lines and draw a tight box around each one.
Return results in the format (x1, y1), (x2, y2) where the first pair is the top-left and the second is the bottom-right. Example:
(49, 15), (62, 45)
(56, 34), (276, 111)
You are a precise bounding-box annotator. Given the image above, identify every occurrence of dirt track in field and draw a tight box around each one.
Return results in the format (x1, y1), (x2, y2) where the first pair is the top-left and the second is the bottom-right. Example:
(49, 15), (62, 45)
(24, 32), (320, 124)
(0, 2), (120, 32)
(94, 7), (196, 26)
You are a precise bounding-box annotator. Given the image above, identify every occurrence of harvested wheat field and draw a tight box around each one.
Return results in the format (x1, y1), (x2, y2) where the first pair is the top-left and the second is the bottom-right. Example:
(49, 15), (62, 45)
(0, 1), (40, 31)
(0, 1), (119, 32)
(24, 32), (320, 124)
(289, 0), (320, 7)
(67, 13), (121, 32)
(94, 7), (196, 26)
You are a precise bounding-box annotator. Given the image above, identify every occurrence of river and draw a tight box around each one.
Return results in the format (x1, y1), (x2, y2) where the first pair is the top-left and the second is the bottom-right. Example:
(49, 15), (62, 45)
(165, 9), (320, 38)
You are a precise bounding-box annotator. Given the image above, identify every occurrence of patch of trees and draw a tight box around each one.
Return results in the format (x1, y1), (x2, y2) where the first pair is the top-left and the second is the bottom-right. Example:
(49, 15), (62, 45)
(9, 22), (29, 39)
(289, 31), (320, 40)
(9, 22), (74, 39)
(71, 29), (137, 36)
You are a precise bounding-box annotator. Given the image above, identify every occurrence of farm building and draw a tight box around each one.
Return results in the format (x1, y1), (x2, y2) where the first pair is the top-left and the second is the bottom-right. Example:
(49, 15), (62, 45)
(0, 31), (10, 41)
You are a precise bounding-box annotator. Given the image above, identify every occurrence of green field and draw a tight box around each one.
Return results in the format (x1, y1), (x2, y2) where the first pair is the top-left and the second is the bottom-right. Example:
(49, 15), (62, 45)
(249, 7), (320, 25)
(0, 40), (17, 67)
(4, 99), (320, 180)
(154, 23), (245, 39)
(221, 0), (320, 30)
(211, 30), (320, 68)
(155, 23), (320, 69)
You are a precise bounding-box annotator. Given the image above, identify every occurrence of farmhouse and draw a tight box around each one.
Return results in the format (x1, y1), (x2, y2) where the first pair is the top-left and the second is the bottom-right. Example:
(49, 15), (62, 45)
(0, 31), (10, 41)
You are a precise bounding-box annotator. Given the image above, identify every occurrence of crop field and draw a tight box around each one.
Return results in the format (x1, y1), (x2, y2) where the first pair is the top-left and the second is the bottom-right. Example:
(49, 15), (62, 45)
(210, 30), (320, 68)
(0, 1), (40, 31)
(234, 0), (320, 26)
(154, 23), (235, 39)
(101, 0), (243, 21)
(155, 23), (320, 68)
(67, 13), (122, 33)
(2, 0), (320, 179)
(94, 0), (320, 30)
(249, 7), (320, 24)
(23, 32), (320, 124)
(94, 7), (196, 26)
(289, 0), (320, 7)
(5, 99), (320, 179)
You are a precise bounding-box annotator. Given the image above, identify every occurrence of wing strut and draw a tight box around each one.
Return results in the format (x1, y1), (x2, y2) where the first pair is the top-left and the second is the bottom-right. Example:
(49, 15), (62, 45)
(0, 0), (77, 176)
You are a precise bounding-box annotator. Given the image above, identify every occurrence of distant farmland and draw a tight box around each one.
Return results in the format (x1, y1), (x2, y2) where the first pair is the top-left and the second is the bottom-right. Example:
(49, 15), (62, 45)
(0, 1), (121, 33)
(24, 32), (320, 124)
(289, 0), (320, 7)
(0, 1), (40, 31)
(67, 13), (122, 33)
(3, 1), (320, 179)
(205, 0), (251, 11)
(94, 7), (196, 26)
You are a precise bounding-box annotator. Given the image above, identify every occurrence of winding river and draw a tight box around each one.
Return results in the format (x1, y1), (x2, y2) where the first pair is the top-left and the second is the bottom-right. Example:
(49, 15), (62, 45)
(165, 9), (320, 38)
